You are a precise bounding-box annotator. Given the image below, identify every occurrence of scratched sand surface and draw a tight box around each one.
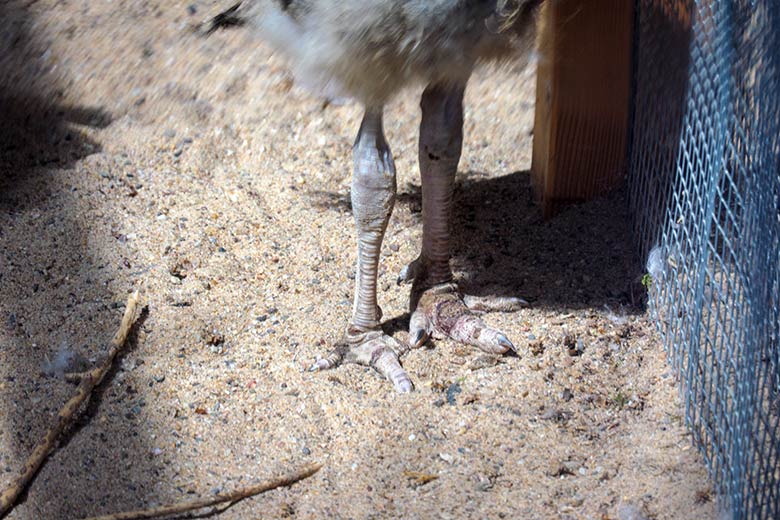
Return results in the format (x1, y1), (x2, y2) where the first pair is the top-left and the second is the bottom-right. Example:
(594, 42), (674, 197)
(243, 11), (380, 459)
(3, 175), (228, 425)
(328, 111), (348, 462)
(0, 2), (716, 519)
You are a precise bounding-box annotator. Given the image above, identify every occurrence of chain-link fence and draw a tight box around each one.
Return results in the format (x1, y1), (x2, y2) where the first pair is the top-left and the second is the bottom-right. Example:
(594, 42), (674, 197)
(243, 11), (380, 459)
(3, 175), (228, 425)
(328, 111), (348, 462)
(628, 0), (779, 518)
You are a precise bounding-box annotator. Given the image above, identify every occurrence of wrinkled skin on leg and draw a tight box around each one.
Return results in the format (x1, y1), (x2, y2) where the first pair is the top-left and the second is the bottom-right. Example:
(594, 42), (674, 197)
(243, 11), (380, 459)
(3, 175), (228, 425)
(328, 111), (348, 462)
(402, 83), (526, 352)
(310, 108), (413, 393)
(311, 86), (526, 394)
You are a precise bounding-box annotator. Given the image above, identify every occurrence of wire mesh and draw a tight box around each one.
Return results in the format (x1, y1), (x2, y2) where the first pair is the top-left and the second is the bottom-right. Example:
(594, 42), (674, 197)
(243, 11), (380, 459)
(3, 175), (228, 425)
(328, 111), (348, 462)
(628, 0), (779, 518)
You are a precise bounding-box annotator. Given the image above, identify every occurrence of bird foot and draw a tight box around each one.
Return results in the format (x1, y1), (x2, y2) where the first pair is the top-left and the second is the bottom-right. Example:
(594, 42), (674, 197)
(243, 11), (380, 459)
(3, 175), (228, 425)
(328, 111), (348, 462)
(407, 282), (527, 354)
(309, 328), (413, 393)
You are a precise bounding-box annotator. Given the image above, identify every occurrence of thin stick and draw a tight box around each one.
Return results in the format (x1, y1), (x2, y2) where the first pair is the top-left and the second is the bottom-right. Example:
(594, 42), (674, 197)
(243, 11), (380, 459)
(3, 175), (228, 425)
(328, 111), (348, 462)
(0, 291), (141, 517)
(78, 463), (322, 520)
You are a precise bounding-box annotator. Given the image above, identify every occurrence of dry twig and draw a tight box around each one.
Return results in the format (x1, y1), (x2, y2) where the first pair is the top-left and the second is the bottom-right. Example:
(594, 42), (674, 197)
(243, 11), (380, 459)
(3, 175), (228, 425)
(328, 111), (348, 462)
(78, 463), (322, 520)
(0, 291), (141, 517)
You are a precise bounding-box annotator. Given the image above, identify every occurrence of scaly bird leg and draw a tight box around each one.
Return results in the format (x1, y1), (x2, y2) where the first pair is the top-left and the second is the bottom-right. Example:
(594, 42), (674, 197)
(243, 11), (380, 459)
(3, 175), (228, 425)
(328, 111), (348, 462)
(310, 108), (413, 393)
(402, 83), (526, 353)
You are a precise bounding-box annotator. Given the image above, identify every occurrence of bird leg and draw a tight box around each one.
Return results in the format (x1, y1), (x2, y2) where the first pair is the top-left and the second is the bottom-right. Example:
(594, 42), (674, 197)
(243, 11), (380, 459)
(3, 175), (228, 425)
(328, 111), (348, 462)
(401, 83), (526, 353)
(310, 108), (413, 393)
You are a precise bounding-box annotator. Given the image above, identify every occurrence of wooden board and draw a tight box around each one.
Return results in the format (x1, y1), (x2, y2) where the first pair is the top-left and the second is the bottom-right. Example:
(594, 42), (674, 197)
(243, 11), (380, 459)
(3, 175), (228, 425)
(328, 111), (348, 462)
(531, 0), (634, 218)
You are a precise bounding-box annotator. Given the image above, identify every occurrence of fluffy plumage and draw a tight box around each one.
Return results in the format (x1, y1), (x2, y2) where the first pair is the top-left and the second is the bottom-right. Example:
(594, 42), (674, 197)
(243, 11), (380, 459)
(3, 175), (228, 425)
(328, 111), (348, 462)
(229, 0), (540, 105)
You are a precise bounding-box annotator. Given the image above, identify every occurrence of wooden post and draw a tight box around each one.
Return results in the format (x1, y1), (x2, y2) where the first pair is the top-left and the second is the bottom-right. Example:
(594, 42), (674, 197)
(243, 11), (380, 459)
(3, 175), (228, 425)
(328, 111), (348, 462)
(531, 0), (634, 218)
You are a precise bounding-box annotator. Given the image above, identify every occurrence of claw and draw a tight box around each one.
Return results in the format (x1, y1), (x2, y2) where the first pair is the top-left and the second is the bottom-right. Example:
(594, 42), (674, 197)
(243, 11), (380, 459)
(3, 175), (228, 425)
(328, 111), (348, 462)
(408, 309), (430, 348)
(397, 258), (421, 286)
(369, 343), (415, 393)
(395, 378), (414, 393)
(308, 344), (348, 372)
(496, 333), (516, 353)
(308, 358), (333, 372)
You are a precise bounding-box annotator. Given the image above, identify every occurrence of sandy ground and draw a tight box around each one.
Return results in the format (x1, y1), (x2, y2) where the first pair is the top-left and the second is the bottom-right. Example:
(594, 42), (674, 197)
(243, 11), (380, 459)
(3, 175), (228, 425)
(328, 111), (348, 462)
(0, 2), (717, 519)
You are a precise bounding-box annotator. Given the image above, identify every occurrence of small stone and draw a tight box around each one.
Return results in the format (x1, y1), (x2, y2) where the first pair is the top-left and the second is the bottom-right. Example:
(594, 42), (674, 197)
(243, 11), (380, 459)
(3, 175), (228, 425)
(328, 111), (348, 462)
(475, 474), (493, 491)
(446, 382), (462, 405)
(565, 336), (585, 356)
(617, 502), (650, 520)
(468, 355), (500, 371)
(169, 258), (193, 279)
(202, 326), (225, 346)
(302, 447), (311, 455)
(529, 340), (545, 356)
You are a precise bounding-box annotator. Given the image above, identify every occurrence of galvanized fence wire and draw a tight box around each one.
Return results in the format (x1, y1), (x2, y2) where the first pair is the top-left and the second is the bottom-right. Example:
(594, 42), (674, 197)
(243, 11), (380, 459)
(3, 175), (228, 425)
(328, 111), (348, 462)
(628, 0), (779, 518)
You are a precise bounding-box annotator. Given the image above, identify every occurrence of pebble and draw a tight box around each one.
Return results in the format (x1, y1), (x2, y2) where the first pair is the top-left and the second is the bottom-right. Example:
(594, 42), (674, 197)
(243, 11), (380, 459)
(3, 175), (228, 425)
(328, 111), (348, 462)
(446, 382), (462, 405)
(468, 355), (500, 371)
(475, 475), (493, 491)
(302, 447), (311, 455)
(529, 340), (545, 356)
(566, 337), (585, 356)
(617, 503), (650, 520)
